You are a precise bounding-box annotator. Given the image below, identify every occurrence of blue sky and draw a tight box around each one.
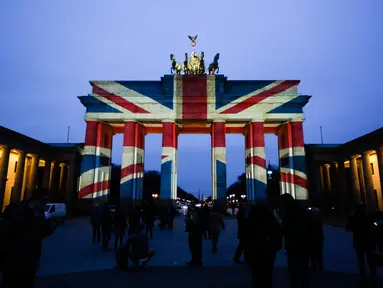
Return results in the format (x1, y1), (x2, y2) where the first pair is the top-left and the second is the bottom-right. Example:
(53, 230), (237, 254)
(1, 0), (382, 196)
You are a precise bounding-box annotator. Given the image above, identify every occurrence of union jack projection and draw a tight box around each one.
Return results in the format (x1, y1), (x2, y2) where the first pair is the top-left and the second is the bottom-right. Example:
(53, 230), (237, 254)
(78, 74), (310, 202)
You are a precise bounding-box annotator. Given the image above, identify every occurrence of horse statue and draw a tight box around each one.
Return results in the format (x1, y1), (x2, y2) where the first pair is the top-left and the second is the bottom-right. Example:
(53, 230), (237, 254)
(183, 53), (190, 75)
(208, 53), (220, 75)
(189, 51), (199, 75)
(170, 54), (181, 75)
(199, 52), (205, 75)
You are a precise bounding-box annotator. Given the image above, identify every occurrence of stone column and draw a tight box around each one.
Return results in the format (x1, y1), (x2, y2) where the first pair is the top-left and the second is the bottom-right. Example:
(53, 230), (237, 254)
(245, 121), (267, 203)
(160, 121), (178, 203)
(66, 163), (76, 202)
(362, 151), (376, 212)
(290, 120), (308, 201)
(350, 156), (360, 204)
(78, 121), (98, 200)
(377, 147), (383, 201)
(337, 160), (348, 215)
(94, 123), (113, 200)
(120, 121), (145, 208)
(78, 121), (113, 199)
(277, 122), (294, 196)
(211, 121), (227, 210)
(42, 160), (52, 189)
(330, 163), (339, 210)
(323, 164), (332, 209)
(0, 146), (10, 207)
(59, 164), (68, 201)
(49, 162), (60, 200)
(12, 151), (26, 203)
(27, 155), (39, 199)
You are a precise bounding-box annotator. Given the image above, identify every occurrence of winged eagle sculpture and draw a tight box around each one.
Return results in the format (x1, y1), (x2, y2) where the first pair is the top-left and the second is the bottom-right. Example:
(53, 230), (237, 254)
(188, 34), (198, 49)
(169, 35), (220, 75)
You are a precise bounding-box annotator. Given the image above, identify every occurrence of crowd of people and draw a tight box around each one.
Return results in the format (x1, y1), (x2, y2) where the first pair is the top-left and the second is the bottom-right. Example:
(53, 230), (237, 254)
(183, 195), (382, 288)
(0, 190), (382, 288)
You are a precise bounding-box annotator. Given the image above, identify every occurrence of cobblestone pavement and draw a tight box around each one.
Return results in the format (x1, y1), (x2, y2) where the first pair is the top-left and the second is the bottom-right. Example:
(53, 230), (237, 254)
(35, 215), (382, 287)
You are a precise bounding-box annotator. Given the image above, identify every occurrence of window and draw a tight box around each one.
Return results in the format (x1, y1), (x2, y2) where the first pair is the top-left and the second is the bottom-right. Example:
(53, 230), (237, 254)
(371, 163), (374, 175)
(14, 161), (17, 172)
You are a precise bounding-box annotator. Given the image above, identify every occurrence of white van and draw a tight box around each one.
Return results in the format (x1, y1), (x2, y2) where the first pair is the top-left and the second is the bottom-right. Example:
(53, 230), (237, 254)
(44, 203), (66, 221)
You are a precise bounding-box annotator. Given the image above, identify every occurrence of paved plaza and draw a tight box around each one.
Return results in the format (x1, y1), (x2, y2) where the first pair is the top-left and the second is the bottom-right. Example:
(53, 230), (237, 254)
(34, 216), (383, 287)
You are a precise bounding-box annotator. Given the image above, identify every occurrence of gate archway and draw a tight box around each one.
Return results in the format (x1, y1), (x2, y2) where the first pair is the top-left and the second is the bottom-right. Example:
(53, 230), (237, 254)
(77, 39), (311, 211)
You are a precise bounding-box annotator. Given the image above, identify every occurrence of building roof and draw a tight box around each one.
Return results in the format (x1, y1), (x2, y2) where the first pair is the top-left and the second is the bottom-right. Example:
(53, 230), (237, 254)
(305, 144), (341, 148)
(48, 143), (83, 148)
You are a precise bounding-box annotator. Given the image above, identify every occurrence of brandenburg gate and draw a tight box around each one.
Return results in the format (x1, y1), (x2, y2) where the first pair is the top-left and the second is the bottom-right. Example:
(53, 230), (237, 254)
(77, 36), (311, 209)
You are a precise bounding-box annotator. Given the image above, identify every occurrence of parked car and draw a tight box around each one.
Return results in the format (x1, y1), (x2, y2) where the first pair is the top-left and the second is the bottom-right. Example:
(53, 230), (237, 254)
(44, 203), (66, 222)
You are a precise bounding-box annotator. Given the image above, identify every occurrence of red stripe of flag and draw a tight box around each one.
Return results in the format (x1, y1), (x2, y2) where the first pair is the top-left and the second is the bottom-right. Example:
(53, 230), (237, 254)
(246, 156), (266, 168)
(280, 172), (308, 189)
(220, 80), (299, 114)
(121, 163), (144, 179)
(212, 122), (226, 148)
(162, 122), (177, 148)
(291, 121), (304, 147)
(93, 85), (150, 114)
(182, 76), (207, 120)
(78, 180), (110, 198)
(84, 121), (98, 146)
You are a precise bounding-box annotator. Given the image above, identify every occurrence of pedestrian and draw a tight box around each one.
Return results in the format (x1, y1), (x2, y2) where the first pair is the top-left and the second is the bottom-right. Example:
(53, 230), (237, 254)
(209, 207), (225, 253)
(0, 189), (56, 288)
(128, 207), (141, 236)
(90, 201), (102, 244)
(113, 205), (127, 249)
(142, 200), (155, 240)
(101, 203), (112, 250)
(167, 204), (177, 230)
(202, 203), (211, 239)
(248, 203), (283, 288)
(308, 207), (324, 271)
(280, 193), (311, 288)
(185, 206), (203, 267)
(233, 202), (246, 264)
(346, 203), (377, 286)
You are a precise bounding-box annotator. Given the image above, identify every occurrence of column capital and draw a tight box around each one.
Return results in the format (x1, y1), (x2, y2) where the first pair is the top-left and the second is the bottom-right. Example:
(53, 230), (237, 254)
(250, 119), (265, 123)
(212, 120), (226, 123)
(350, 154), (360, 160)
(290, 118), (304, 123)
(0, 145), (9, 151)
(362, 151), (373, 158)
(16, 150), (26, 157)
(161, 119), (175, 123)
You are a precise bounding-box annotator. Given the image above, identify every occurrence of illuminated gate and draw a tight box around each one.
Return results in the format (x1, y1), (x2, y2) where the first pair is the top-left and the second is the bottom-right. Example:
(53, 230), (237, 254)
(77, 36), (311, 209)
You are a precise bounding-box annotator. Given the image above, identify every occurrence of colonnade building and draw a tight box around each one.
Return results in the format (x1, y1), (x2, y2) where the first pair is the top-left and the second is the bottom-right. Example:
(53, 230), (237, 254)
(305, 127), (383, 214)
(2, 123), (382, 215)
(0, 126), (82, 212)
